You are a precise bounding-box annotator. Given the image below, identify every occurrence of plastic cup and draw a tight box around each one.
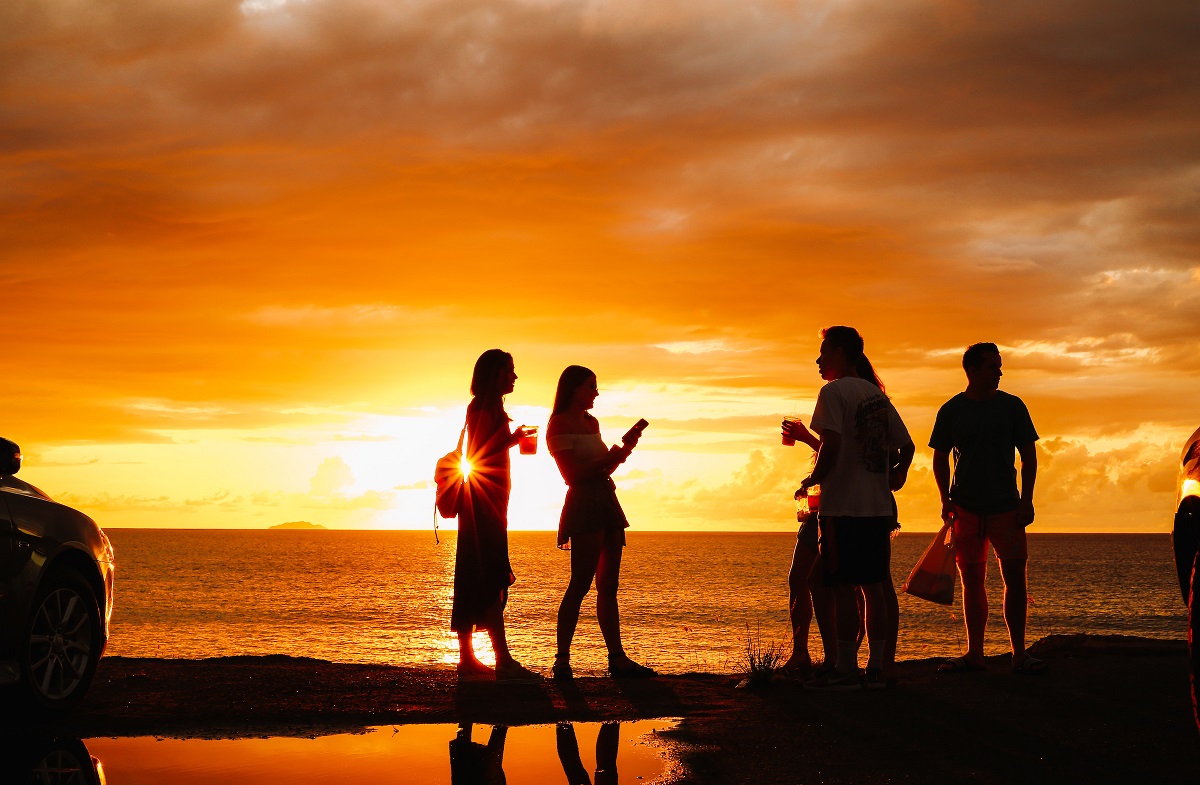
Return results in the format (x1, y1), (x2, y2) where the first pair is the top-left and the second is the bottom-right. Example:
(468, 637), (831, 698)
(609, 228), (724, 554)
(782, 416), (801, 446)
(519, 426), (538, 455)
(808, 486), (820, 513)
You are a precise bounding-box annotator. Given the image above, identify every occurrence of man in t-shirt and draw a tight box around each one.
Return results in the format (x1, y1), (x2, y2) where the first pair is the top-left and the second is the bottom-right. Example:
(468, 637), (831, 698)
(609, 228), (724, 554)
(799, 326), (914, 690)
(930, 342), (1043, 673)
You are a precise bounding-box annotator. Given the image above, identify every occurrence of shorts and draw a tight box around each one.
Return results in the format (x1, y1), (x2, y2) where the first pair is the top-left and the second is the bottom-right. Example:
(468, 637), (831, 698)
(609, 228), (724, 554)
(952, 505), (1027, 565)
(819, 516), (893, 586)
(796, 516), (819, 553)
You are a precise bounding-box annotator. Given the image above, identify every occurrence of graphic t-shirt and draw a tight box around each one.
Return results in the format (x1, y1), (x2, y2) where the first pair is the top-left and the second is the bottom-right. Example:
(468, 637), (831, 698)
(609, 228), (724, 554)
(809, 376), (911, 518)
(928, 391), (1039, 515)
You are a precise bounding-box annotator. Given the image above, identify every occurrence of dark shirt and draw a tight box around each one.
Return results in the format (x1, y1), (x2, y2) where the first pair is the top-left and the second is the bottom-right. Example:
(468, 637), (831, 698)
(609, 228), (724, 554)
(929, 391), (1038, 515)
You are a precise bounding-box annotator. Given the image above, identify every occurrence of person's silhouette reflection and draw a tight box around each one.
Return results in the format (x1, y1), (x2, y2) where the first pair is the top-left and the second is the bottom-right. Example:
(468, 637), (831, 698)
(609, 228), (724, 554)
(449, 723), (508, 785)
(556, 722), (619, 785)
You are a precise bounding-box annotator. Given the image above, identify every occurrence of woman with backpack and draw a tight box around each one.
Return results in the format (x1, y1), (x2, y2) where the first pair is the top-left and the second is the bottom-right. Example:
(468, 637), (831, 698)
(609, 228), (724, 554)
(452, 348), (538, 680)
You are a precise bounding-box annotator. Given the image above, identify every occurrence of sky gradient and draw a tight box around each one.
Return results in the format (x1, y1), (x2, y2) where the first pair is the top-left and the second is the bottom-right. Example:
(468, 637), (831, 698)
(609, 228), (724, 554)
(3, 0), (1198, 532)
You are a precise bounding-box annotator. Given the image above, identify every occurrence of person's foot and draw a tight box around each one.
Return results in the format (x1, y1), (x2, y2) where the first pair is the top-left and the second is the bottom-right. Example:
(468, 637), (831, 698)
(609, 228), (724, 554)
(608, 654), (657, 678)
(936, 655), (986, 674)
(457, 658), (495, 681)
(552, 657), (574, 681)
(778, 655), (814, 679)
(1011, 654), (1046, 674)
(495, 659), (542, 681)
(803, 667), (862, 691)
(864, 667), (887, 690)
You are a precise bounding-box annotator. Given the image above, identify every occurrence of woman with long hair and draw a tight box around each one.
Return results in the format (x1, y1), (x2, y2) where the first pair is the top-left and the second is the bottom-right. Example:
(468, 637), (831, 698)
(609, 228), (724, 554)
(452, 349), (537, 680)
(797, 326), (913, 689)
(547, 365), (655, 679)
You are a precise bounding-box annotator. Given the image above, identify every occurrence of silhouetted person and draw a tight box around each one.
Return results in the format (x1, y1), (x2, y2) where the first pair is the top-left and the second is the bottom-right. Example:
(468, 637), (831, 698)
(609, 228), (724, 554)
(556, 722), (620, 785)
(449, 723), (508, 785)
(1174, 426), (1200, 733)
(780, 419), (837, 676)
(452, 349), (537, 680)
(799, 326), (913, 690)
(547, 366), (654, 679)
(931, 342), (1043, 674)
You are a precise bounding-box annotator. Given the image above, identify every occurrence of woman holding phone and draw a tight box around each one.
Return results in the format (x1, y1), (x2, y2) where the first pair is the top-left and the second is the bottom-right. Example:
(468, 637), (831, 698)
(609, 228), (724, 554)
(452, 349), (538, 680)
(547, 365), (655, 680)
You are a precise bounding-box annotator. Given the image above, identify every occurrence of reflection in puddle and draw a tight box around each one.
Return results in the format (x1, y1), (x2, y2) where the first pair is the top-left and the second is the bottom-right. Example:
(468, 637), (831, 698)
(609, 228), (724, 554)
(77, 720), (677, 784)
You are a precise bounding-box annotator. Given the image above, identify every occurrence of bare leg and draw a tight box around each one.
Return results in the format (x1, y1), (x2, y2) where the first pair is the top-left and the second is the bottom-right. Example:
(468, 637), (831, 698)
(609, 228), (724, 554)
(595, 535), (629, 663)
(832, 583), (861, 672)
(485, 592), (516, 666)
(809, 563), (836, 664)
(998, 557), (1030, 664)
(784, 541), (818, 671)
(556, 532), (603, 665)
(958, 561), (989, 665)
(859, 581), (888, 669)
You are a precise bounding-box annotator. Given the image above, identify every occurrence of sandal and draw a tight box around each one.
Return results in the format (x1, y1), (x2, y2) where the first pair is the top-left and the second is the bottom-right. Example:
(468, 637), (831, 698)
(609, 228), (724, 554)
(552, 660), (574, 681)
(1011, 655), (1046, 675)
(937, 656), (985, 674)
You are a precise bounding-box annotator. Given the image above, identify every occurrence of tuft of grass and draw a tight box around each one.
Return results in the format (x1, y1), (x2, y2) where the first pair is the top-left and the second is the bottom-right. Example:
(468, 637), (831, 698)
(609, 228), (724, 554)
(740, 623), (786, 687)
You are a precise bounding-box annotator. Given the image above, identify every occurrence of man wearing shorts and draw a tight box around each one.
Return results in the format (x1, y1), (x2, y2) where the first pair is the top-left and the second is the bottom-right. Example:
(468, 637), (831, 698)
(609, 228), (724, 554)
(799, 326), (913, 690)
(930, 342), (1043, 673)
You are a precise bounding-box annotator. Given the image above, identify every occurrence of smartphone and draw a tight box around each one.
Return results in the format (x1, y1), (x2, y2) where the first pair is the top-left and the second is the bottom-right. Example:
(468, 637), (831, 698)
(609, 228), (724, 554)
(622, 419), (649, 445)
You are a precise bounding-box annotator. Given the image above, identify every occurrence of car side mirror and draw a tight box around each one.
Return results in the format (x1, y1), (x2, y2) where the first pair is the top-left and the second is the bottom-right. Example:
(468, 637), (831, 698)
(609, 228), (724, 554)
(0, 438), (21, 475)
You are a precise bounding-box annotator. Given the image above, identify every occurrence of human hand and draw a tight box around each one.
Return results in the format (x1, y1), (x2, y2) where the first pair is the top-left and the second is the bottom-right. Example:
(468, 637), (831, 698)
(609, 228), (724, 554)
(889, 467), (909, 491)
(1017, 499), (1035, 528)
(940, 501), (956, 526)
(782, 418), (813, 444)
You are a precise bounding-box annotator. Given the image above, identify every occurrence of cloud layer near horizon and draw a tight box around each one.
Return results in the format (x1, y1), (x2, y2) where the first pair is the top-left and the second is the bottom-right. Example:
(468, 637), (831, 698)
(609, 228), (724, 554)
(2, 0), (1198, 529)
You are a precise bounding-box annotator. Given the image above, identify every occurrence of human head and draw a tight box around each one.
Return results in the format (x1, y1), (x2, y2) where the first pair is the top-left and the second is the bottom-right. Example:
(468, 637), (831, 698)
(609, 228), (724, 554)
(471, 349), (516, 406)
(962, 342), (1002, 392)
(818, 326), (885, 391)
(552, 365), (597, 415)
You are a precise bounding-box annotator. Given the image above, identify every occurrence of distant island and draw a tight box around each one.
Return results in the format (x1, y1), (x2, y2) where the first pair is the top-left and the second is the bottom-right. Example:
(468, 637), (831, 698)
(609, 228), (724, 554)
(270, 521), (327, 530)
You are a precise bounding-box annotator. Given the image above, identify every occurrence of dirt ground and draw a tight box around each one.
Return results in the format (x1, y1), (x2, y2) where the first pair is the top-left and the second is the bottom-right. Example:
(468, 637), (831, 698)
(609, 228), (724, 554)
(14, 634), (1198, 784)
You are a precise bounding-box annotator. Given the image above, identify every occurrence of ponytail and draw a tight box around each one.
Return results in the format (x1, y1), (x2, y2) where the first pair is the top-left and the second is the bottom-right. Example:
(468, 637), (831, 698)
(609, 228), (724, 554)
(821, 325), (885, 393)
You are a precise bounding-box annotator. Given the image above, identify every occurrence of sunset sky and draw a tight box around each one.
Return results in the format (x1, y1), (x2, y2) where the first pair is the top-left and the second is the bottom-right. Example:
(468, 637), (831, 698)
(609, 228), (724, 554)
(3, 0), (1197, 532)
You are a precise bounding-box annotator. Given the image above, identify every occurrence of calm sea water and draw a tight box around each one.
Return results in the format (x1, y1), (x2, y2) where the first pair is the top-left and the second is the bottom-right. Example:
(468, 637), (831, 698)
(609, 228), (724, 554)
(104, 530), (1187, 674)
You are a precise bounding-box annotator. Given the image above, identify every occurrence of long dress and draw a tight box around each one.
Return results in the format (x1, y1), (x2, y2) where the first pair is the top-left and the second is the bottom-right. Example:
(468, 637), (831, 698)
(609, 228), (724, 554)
(547, 431), (629, 549)
(451, 401), (517, 634)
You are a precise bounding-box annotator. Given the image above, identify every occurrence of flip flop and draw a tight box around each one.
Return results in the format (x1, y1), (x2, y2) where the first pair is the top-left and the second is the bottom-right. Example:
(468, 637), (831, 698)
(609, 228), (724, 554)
(1011, 655), (1046, 675)
(937, 656), (985, 674)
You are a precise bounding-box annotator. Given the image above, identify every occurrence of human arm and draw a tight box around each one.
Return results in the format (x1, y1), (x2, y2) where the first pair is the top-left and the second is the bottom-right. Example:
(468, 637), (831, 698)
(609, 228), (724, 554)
(797, 430), (841, 498)
(782, 418), (820, 450)
(1016, 440), (1037, 527)
(547, 417), (631, 485)
(890, 440), (915, 491)
(933, 448), (953, 524)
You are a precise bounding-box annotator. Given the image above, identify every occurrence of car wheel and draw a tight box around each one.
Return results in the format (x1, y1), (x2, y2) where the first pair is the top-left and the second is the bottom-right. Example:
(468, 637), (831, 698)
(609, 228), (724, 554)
(21, 571), (103, 717)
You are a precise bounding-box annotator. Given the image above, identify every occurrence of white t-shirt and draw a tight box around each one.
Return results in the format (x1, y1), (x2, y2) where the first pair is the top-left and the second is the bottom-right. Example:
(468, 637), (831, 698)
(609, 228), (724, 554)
(809, 376), (911, 518)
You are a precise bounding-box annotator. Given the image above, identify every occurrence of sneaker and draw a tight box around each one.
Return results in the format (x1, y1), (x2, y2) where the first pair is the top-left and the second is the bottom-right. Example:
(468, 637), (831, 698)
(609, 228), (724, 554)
(803, 668), (862, 691)
(864, 667), (886, 690)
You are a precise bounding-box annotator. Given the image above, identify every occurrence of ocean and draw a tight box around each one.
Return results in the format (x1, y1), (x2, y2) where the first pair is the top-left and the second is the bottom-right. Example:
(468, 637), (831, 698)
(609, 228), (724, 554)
(104, 530), (1188, 674)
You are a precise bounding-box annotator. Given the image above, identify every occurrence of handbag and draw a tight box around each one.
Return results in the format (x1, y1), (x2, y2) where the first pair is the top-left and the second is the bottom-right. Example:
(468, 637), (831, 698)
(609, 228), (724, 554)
(433, 418), (468, 542)
(902, 522), (957, 605)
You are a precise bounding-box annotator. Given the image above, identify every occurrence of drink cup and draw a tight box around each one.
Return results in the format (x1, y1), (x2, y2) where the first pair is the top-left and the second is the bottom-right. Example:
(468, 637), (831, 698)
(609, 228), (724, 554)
(807, 486), (820, 514)
(796, 495), (812, 523)
(782, 416), (801, 446)
(519, 426), (539, 455)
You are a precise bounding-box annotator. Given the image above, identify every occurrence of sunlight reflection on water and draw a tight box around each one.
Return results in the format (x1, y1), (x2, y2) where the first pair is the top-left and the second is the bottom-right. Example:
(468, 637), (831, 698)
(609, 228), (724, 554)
(104, 530), (1186, 672)
(83, 720), (678, 785)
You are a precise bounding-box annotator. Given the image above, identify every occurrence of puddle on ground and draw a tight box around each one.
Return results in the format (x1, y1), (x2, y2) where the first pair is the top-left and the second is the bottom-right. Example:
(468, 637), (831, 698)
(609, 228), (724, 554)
(17, 719), (679, 784)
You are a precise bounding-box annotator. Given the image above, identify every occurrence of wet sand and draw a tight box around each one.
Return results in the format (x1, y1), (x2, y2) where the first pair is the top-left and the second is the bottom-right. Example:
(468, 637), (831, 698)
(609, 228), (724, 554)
(37, 634), (1200, 784)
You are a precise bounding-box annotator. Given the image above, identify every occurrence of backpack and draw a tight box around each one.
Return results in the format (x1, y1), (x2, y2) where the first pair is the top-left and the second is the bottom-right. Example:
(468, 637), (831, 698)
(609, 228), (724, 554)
(433, 419), (468, 542)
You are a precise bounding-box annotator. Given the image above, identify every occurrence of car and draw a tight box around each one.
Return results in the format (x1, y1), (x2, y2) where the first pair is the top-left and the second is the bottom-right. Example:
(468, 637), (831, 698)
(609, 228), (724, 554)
(1174, 426), (1199, 733)
(0, 437), (115, 717)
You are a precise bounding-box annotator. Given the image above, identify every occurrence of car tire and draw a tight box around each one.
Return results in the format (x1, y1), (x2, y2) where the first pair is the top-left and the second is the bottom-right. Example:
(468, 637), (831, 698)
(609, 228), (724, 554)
(20, 570), (103, 717)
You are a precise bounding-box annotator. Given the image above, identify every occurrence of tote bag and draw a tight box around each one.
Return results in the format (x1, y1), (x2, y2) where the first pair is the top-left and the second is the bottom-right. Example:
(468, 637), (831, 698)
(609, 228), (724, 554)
(902, 522), (957, 605)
